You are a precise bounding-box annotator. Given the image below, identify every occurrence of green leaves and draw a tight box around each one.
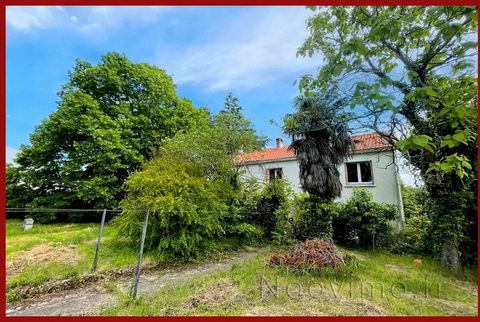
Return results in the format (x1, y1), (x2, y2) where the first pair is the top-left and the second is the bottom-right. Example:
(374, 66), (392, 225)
(397, 134), (435, 153)
(114, 104), (266, 259)
(428, 153), (473, 179)
(10, 53), (205, 213)
(440, 130), (474, 148)
(405, 86), (438, 102)
(297, 5), (478, 268)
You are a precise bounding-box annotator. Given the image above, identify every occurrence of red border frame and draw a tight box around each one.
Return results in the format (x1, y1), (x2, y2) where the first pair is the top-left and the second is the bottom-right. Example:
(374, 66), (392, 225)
(1, 2), (479, 320)
(2, 1), (479, 5)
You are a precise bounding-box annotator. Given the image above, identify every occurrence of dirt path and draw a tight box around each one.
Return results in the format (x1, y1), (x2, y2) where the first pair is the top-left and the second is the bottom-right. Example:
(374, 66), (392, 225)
(6, 248), (266, 316)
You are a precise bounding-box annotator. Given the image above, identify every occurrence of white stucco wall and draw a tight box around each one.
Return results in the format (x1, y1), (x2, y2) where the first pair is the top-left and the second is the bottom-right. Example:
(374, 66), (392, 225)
(239, 149), (404, 220)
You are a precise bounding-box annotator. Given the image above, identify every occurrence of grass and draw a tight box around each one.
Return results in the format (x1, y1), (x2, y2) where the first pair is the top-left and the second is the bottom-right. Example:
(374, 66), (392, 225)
(6, 218), (256, 303)
(6, 220), (478, 315)
(6, 219), (148, 299)
(101, 248), (478, 316)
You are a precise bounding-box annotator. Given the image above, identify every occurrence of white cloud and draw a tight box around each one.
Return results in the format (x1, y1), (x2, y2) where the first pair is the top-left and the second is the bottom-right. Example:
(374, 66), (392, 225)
(7, 6), (170, 34)
(6, 146), (19, 165)
(7, 6), (321, 92)
(158, 7), (322, 91)
(6, 6), (62, 31)
(77, 6), (171, 36)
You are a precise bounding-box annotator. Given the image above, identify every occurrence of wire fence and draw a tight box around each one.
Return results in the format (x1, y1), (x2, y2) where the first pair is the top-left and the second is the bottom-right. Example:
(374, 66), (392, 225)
(6, 208), (149, 299)
(6, 206), (285, 298)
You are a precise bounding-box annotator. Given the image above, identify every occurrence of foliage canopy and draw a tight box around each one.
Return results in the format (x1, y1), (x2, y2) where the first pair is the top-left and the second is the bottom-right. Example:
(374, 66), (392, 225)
(9, 53), (207, 214)
(298, 6), (477, 268)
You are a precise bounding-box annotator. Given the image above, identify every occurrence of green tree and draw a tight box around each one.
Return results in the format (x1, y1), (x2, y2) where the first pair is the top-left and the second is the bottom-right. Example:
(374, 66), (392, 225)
(221, 92), (243, 118)
(116, 108), (266, 258)
(283, 93), (353, 199)
(12, 52), (208, 216)
(298, 6), (477, 269)
(282, 93), (353, 240)
(6, 164), (33, 209)
(216, 94), (266, 159)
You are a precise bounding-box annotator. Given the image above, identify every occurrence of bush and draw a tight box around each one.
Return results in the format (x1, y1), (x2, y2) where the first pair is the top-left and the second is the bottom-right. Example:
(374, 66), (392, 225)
(291, 195), (339, 241)
(388, 185), (433, 257)
(333, 188), (397, 250)
(114, 157), (227, 260)
(249, 179), (291, 239)
(221, 178), (263, 241)
(390, 205), (431, 256)
(401, 185), (428, 220)
(224, 222), (263, 241)
(114, 108), (266, 260)
(271, 198), (295, 246)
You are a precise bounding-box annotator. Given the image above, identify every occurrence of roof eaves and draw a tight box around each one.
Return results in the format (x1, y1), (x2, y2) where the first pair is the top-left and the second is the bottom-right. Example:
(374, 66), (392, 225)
(237, 156), (297, 165)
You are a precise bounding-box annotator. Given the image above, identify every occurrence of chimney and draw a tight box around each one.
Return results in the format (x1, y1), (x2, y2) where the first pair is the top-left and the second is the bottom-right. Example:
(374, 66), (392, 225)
(275, 138), (284, 148)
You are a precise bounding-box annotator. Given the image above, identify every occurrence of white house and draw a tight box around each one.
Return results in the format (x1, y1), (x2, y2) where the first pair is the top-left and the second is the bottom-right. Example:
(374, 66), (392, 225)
(236, 133), (405, 223)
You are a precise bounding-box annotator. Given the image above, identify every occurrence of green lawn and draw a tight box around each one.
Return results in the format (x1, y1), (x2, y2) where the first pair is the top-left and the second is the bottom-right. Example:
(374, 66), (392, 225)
(6, 219), (478, 316)
(5, 218), (250, 304)
(6, 219), (146, 299)
(101, 249), (478, 316)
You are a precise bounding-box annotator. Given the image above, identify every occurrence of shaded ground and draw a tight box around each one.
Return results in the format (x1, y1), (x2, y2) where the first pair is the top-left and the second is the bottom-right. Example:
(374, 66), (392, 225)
(6, 249), (265, 316)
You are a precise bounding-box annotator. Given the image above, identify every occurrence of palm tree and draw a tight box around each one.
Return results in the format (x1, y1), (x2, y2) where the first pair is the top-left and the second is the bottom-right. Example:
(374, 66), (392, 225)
(283, 93), (353, 201)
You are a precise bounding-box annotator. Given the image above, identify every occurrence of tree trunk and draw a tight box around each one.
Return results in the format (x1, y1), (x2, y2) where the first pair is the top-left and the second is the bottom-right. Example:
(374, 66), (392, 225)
(441, 244), (460, 271)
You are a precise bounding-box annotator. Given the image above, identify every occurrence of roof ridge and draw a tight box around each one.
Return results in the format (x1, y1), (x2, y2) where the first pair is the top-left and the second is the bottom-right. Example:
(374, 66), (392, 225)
(236, 132), (392, 164)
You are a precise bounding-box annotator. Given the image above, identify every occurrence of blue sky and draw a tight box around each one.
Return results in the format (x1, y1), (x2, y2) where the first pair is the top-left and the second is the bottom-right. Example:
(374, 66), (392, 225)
(6, 6), (418, 185)
(6, 6), (323, 161)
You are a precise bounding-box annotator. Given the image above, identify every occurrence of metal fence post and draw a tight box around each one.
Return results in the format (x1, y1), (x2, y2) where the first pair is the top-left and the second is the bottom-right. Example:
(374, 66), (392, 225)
(91, 208), (107, 273)
(131, 210), (149, 299)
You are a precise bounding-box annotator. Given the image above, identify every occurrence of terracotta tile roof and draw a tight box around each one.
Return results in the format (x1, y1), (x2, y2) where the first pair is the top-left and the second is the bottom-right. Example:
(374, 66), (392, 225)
(352, 133), (393, 151)
(236, 133), (392, 164)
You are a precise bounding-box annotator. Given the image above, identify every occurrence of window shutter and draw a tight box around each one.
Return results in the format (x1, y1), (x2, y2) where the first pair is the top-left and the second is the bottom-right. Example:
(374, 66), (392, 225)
(264, 169), (270, 185)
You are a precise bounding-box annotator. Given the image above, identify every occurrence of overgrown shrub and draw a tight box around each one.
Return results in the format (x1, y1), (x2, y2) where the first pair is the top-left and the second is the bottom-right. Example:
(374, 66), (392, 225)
(395, 186), (476, 267)
(333, 188), (397, 250)
(222, 178), (263, 241)
(426, 190), (475, 268)
(401, 185), (429, 220)
(271, 196), (295, 246)
(114, 158), (227, 260)
(114, 104), (266, 260)
(389, 187), (431, 255)
(249, 179), (291, 239)
(291, 194), (339, 241)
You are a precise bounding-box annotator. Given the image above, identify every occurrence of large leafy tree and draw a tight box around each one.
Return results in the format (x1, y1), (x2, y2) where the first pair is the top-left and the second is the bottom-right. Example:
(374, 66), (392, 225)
(283, 93), (353, 200)
(298, 6), (477, 268)
(10, 52), (208, 214)
(116, 106), (266, 259)
(6, 164), (34, 209)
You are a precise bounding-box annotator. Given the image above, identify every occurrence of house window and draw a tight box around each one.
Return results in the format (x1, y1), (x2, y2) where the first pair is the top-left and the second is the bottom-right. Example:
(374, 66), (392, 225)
(268, 168), (283, 182)
(345, 162), (373, 184)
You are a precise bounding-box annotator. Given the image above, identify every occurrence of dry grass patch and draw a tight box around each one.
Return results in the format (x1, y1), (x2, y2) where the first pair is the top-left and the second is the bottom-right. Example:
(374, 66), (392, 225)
(184, 281), (239, 309)
(243, 297), (385, 316)
(7, 245), (82, 278)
